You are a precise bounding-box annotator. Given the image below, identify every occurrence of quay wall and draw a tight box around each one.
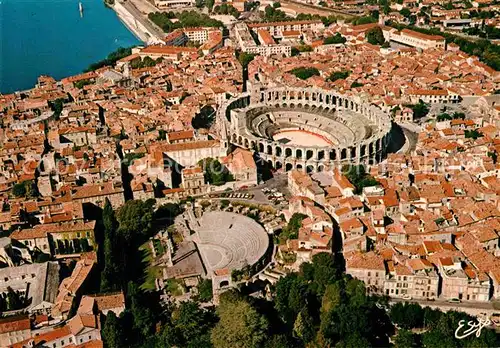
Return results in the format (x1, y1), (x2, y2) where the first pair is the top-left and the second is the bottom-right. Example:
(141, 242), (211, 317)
(113, 1), (162, 44)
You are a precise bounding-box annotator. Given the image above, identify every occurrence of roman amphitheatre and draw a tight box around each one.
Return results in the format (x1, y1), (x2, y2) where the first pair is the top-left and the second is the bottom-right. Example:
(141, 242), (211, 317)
(217, 84), (394, 172)
(193, 211), (270, 274)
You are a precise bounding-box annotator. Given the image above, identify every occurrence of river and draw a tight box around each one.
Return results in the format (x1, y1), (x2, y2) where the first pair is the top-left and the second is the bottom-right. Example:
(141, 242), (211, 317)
(0, 0), (141, 93)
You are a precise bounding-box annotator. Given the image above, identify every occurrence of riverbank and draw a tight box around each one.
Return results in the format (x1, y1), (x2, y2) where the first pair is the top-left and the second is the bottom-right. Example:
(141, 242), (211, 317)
(112, 0), (165, 44)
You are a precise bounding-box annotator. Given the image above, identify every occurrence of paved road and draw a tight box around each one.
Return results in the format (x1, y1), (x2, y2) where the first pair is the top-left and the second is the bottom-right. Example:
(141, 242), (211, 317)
(398, 123), (419, 154)
(280, 0), (357, 18)
(129, 0), (159, 14)
(203, 174), (289, 208)
(121, 0), (165, 41)
(390, 298), (499, 317)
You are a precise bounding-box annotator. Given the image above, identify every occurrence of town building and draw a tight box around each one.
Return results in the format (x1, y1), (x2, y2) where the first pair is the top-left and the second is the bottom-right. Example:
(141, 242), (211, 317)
(220, 148), (258, 185)
(0, 262), (60, 315)
(181, 166), (206, 195)
(10, 313), (102, 348)
(0, 316), (31, 347)
(10, 221), (96, 257)
(52, 256), (96, 320)
(154, 0), (195, 8)
(382, 28), (446, 50)
(234, 23), (292, 57)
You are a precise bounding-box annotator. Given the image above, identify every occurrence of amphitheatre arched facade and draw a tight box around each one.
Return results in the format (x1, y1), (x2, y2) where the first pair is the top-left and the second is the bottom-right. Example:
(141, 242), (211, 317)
(217, 84), (393, 172)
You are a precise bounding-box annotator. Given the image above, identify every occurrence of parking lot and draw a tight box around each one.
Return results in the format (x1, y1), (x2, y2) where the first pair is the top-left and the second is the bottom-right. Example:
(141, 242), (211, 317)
(206, 174), (290, 207)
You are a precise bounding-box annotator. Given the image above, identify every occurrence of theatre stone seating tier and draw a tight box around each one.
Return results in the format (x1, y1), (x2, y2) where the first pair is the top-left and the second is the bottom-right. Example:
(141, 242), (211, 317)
(196, 212), (269, 272)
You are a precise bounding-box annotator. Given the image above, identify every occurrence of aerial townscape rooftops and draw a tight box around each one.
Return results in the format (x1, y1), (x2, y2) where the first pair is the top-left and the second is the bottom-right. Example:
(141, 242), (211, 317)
(1, 0), (500, 346)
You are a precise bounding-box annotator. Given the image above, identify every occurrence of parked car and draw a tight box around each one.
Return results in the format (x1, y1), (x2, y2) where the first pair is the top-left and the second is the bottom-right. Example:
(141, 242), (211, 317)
(490, 314), (500, 327)
(447, 298), (461, 304)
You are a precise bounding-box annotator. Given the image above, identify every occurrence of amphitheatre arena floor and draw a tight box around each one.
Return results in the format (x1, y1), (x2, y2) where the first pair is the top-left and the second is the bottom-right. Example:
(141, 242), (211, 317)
(194, 211), (270, 273)
(272, 130), (335, 147)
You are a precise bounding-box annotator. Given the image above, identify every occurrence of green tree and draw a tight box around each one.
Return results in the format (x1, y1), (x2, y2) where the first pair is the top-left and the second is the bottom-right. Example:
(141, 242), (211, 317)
(400, 7), (411, 18)
(197, 278), (213, 302)
(309, 252), (341, 295)
(264, 5), (288, 21)
(238, 52), (256, 68)
(410, 100), (430, 118)
(342, 164), (379, 194)
(465, 129), (483, 139)
(148, 11), (222, 32)
(289, 67), (320, 80)
(437, 113), (452, 121)
(74, 79), (92, 89)
(25, 180), (39, 198)
(324, 33), (346, 44)
(130, 56), (160, 69)
(293, 308), (315, 343)
(211, 291), (269, 348)
(49, 98), (65, 116)
(462, 329), (498, 347)
(103, 198), (118, 238)
(389, 302), (424, 329)
(488, 151), (498, 164)
(274, 273), (310, 325)
(165, 301), (217, 346)
(157, 129), (167, 140)
(321, 282), (342, 314)
(394, 329), (417, 348)
(366, 26), (385, 45)
(383, 3), (390, 14)
(422, 326), (456, 348)
(336, 333), (371, 348)
(191, 105), (216, 129)
(102, 312), (124, 348)
(128, 281), (156, 338)
(85, 47), (133, 72)
(12, 183), (26, 198)
(101, 199), (122, 292)
(264, 334), (298, 348)
(354, 16), (377, 25)
(328, 70), (350, 82)
(293, 45), (313, 55)
(117, 199), (155, 242)
(6, 287), (23, 310)
(154, 203), (182, 223)
(198, 157), (233, 185)
(279, 213), (307, 242)
(320, 300), (392, 347)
